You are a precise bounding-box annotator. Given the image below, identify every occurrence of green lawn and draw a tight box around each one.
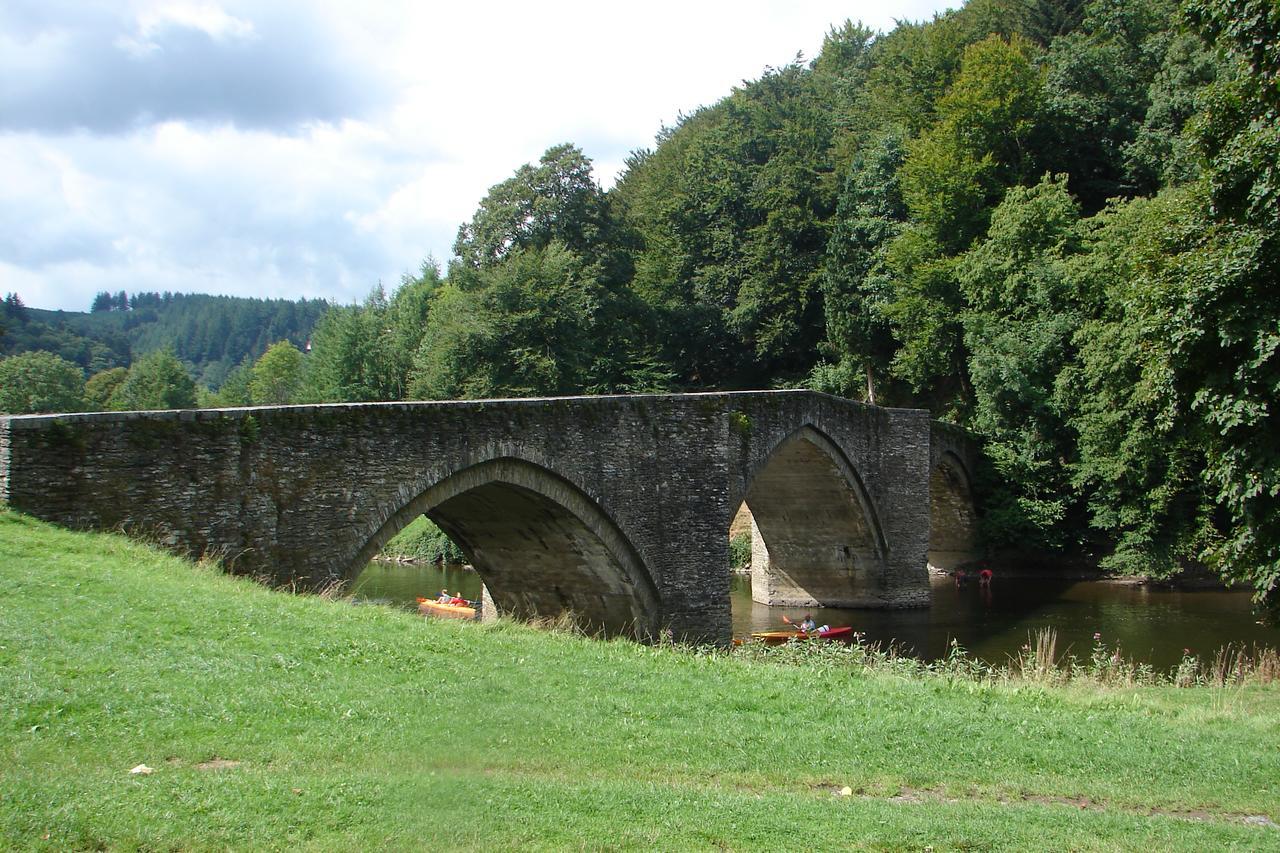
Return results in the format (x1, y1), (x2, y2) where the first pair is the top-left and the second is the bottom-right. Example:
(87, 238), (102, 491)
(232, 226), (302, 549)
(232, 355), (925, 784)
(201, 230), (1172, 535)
(1, 510), (1277, 850)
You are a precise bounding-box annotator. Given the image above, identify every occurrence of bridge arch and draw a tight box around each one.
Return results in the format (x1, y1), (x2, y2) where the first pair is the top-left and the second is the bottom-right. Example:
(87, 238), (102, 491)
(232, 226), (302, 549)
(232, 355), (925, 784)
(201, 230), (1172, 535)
(740, 425), (890, 608)
(927, 449), (980, 571)
(353, 457), (662, 639)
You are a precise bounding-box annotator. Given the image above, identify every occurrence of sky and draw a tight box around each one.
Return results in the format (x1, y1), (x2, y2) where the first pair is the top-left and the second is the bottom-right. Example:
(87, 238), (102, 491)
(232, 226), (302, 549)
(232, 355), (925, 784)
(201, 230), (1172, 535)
(1, 0), (953, 313)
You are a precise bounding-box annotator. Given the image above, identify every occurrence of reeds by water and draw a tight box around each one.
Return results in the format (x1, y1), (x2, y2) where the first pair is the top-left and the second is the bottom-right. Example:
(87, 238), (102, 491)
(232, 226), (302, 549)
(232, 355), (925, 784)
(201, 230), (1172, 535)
(739, 627), (1280, 689)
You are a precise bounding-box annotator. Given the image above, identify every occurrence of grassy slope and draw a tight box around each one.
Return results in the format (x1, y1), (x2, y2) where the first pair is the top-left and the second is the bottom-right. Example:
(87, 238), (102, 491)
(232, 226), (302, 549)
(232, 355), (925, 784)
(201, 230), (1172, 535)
(1, 511), (1277, 851)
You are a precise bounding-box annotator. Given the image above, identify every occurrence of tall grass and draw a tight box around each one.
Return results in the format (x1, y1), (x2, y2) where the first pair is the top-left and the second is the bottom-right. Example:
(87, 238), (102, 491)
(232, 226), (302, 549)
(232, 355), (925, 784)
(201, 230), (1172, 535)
(739, 627), (1280, 689)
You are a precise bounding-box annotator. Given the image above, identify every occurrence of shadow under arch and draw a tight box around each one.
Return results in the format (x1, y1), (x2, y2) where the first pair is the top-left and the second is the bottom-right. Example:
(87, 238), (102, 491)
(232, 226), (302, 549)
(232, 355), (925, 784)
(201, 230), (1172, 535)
(352, 458), (662, 639)
(741, 424), (892, 608)
(928, 449), (980, 571)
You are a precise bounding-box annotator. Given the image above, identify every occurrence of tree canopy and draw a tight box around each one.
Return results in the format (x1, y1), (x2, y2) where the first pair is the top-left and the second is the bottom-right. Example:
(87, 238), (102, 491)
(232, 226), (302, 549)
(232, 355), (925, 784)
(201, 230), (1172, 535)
(8, 0), (1279, 604)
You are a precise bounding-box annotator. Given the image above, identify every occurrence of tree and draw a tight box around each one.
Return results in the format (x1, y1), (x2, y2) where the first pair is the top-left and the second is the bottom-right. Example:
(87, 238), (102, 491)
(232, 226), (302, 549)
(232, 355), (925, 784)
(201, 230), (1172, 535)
(1042, 0), (1216, 210)
(409, 242), (666, 400)
(299, 276), (433, 404)
(0, 351), (85, 414)
(1163, 0), (1280, 604)
(249, 340), (304, 405)
(957, 175), (1086, 547)
(615, 62), (838, 386)
(814, 131), (910, 404)
(453, 144), (616, 272)
(1063, 188), (1216, 578)
(201, 358), (253, 408)
(2, 293), (28, 322)
(84, 367), (128, 411)
(110, 349), (198, 411)
(900, 33), (1047, 251)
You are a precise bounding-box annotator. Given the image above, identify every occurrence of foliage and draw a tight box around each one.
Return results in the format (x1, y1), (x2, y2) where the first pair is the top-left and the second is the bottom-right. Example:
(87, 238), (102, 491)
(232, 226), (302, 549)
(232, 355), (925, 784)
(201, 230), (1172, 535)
(7, 0), (1279, 601)
(616, 61), (839, 386)
(0, 351), (85, 414)
(4, 291), (325, 389)
(83, 367), (128, 412)
(248, 340), (304, 405)
(813, 131), (909, 404)
(409, 241), (665, 399)
(380, 515), (466, 563)
(729, 531), (752, 570)
(957, 175), (1085, 547)
(108, 349), (198, 411)
(299, 268), (441, 404)
(407, 148), (666, 400)
(1064, 189), (1216, 577)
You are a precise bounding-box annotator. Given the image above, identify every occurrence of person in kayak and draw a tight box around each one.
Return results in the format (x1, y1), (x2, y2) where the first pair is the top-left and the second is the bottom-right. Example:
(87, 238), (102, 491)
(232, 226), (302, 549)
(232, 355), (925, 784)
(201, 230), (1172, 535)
(799, 613), (817, 633)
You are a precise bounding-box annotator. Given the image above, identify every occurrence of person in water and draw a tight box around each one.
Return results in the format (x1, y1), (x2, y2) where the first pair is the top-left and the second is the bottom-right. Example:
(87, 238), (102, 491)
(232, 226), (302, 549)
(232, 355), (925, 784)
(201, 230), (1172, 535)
(979, 567), (994, 586)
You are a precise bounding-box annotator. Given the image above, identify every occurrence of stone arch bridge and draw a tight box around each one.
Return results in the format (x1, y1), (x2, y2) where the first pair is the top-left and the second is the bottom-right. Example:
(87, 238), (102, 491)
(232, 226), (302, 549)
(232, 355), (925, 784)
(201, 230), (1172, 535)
(0, 391), (980, 644)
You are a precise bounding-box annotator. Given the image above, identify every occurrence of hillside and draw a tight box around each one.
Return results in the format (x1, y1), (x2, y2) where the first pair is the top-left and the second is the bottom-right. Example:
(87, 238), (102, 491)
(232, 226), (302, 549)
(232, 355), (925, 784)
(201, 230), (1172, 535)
(1, 292), (327, 388)
(1, 511), (1276, 848)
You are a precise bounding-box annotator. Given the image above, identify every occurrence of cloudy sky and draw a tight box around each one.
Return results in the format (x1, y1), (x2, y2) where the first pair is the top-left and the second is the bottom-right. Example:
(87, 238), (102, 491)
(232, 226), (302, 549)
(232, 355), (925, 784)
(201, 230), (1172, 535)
(2, 0), (952, 313)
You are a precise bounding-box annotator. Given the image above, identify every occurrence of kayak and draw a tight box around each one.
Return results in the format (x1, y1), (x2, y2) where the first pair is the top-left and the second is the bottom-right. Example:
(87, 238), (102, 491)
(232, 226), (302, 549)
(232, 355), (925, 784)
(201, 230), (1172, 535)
(416, 597), (478, 620)
(750, 625), (854, 644)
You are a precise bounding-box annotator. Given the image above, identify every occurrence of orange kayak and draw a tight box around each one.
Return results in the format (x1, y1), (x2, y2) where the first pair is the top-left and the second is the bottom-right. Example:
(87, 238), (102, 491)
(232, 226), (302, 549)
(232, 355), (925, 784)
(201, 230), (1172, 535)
(416, 597), (477, 620)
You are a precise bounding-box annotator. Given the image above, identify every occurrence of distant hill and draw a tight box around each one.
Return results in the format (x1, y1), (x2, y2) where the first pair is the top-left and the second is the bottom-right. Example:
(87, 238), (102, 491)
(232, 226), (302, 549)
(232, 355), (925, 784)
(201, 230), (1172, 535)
(1, 291), (329, 388)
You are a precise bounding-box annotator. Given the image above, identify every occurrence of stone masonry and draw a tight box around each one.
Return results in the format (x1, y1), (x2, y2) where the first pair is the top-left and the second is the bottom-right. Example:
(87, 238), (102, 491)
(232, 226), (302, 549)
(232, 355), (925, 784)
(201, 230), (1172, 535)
(0, 391), (980, 644)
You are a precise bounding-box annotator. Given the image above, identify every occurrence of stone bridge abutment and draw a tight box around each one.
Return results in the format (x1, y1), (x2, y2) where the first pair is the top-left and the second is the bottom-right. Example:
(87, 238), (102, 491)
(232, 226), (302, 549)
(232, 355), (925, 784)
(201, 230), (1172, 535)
(0, 391), (981, 643)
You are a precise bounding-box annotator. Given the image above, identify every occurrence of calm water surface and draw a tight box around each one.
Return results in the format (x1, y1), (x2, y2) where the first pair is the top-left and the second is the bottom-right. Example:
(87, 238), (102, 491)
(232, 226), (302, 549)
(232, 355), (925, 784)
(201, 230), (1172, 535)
(352, 561), (1278, 671)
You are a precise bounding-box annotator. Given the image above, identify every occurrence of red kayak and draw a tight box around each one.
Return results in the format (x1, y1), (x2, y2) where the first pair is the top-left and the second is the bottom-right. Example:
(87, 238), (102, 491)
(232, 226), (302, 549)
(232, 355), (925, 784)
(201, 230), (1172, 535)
(750, 625), (854, 644)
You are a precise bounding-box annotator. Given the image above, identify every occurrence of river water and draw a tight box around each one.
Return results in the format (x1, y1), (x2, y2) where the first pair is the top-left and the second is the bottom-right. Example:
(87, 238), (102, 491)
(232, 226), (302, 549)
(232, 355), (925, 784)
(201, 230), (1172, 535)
(351, 561), (1278, 671)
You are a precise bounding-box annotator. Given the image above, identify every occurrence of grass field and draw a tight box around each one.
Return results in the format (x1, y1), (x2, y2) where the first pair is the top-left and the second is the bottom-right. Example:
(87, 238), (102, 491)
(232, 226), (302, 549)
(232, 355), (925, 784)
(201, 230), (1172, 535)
(2, 510), (1277, 850)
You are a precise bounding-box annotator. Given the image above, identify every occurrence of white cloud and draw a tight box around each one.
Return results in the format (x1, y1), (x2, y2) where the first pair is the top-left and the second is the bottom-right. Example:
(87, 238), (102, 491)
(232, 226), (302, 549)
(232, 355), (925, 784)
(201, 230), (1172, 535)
(0, 0), (954, 312)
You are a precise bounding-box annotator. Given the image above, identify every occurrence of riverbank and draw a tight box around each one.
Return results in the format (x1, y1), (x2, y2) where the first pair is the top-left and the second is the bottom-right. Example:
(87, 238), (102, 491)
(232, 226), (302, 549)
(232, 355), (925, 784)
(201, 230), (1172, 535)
(2, 511), (1278, 849)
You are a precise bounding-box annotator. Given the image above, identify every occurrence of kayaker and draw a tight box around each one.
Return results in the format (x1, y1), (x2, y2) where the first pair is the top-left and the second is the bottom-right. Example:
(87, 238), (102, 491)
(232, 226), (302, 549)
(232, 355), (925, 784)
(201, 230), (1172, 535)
(449, 592), (467, 606)
(799, 613), (817, 633)
(436, 588), (451, 604)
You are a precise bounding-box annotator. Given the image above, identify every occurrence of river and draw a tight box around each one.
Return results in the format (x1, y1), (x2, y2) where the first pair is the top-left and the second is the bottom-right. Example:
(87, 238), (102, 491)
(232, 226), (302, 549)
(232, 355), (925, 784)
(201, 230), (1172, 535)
(351, 561), (1278, 670)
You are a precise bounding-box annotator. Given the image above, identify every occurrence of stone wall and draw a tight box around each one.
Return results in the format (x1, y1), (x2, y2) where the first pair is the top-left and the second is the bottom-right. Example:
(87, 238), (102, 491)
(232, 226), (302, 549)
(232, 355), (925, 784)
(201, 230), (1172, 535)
(1, 391), (976, 643)
(926, 420), (984, 571)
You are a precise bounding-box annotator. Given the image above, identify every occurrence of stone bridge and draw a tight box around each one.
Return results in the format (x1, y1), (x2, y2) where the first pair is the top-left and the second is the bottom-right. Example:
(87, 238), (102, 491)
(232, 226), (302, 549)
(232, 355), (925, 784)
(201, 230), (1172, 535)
(0, 391), (981, 643)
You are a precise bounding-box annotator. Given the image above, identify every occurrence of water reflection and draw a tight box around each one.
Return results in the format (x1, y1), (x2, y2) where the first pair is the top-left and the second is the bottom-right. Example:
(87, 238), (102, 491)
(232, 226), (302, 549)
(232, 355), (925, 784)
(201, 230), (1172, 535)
(733, 574), (1278, 671)
(351, 560), (483, 609)
(351, 560), (1278, 671)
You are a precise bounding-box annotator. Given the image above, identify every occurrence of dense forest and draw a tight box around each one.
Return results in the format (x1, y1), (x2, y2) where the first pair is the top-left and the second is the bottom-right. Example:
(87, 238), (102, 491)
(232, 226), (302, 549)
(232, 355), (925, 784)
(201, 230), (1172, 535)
(0, 291), (327, 387)
(1, 0), (1275, 605)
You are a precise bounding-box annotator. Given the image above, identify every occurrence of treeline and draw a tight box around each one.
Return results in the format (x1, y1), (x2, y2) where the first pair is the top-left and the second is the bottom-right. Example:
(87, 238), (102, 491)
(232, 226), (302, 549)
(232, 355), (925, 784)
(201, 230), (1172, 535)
(2, 0), (1275, 604)
(288, 0), (1277, 603)
(1, 291), (327, 387)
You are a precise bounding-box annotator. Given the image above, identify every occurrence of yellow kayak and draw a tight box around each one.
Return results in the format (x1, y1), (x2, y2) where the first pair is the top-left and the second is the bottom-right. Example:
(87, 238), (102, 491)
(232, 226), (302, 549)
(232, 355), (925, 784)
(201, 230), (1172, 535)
(417, 597), (477, 620)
